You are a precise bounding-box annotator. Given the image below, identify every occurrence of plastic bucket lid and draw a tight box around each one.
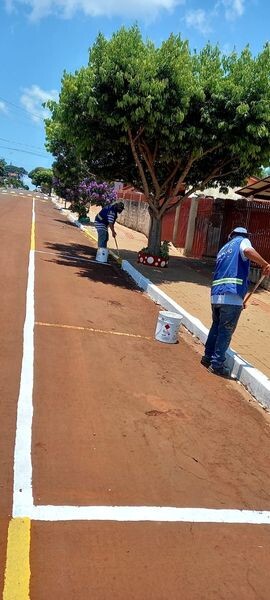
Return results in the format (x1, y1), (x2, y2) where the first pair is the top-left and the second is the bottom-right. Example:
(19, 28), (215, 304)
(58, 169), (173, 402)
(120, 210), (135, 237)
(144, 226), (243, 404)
(159, 311), (183, 322)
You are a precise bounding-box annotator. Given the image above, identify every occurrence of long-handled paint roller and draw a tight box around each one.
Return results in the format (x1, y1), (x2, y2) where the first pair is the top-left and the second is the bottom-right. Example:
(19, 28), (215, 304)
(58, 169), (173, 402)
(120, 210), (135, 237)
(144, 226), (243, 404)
(243, 273), (265, 307)
(114, 236), (123, 266)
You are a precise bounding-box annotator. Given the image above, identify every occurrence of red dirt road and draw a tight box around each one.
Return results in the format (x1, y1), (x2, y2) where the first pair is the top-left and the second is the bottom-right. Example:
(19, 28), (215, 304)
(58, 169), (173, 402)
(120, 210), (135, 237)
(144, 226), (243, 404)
(1, 191), (270, 599)
(31, 521), (270, 600)
(0, 194), (33, 595)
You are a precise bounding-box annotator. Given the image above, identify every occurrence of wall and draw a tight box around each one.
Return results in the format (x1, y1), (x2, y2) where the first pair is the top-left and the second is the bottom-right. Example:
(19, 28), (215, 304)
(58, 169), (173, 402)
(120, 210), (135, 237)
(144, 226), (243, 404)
(221, 198), (270, 263)
(117, 188), (186, 245)
(116, 198), (150, 237)
(116, 193), (216, 254)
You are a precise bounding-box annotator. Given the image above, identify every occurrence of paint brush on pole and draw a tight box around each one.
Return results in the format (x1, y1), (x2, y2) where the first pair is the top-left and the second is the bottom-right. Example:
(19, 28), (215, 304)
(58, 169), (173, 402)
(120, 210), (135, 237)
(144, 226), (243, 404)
(243, 274), (265, 308)
(114, 236), (122, 266)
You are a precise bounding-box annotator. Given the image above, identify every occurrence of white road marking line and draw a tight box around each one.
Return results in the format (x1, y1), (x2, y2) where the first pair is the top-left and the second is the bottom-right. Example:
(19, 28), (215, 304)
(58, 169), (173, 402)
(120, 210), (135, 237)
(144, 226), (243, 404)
(10, 197), (270, 527)
(12, 199), (35, 516)
(13, 505), (270, 525)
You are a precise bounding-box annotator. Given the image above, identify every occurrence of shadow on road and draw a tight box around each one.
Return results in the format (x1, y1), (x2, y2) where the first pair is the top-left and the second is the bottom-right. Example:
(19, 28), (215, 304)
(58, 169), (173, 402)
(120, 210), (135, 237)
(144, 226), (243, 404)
(44, 241), (137, 290)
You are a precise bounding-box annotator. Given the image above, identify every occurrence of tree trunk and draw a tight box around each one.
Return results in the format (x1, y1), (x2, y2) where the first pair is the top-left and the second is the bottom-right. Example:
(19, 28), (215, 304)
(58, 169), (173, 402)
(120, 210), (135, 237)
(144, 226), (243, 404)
(148, 211), (162, 255)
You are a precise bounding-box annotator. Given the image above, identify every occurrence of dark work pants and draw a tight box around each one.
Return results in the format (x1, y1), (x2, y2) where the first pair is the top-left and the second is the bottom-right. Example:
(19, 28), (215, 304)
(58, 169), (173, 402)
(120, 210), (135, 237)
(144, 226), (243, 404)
(204, 304), (242, 369)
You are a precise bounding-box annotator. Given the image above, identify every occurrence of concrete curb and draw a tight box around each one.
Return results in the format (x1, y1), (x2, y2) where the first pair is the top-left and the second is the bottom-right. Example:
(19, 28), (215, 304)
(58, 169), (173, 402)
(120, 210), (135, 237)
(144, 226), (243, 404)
(52, 198), (270, 409)
(121, 260), (270, 409)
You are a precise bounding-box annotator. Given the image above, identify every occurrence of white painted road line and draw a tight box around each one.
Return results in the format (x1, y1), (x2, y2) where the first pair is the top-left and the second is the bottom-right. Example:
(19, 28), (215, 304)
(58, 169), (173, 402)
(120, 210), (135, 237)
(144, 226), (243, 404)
(19, 505), (270, 525)
(11, 195), (270, 526)
(12, 199), (35, 516)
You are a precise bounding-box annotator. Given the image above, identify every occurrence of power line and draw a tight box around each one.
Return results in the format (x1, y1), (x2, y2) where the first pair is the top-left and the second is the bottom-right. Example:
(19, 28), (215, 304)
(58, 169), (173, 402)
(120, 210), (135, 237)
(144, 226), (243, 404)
(0, 110), (43, 129)
(0, 144), (49, 159)
(0, 95), (48, 121)
(0, 136), (45, 152)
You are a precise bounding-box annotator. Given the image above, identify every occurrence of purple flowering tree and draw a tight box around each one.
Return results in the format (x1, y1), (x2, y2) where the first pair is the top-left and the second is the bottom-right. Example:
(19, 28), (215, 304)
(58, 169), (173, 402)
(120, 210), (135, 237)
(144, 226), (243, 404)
(79, 179), (117, 207)
(53, 176), (117, 220)
(52, 177), (79, 207)
(73, 179), (117, 221)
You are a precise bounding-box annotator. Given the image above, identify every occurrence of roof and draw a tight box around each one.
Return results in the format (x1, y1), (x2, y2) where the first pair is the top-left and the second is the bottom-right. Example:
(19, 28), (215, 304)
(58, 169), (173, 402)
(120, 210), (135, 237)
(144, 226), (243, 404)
(236, 176), (270, 201)
(193, 186), (240, 200)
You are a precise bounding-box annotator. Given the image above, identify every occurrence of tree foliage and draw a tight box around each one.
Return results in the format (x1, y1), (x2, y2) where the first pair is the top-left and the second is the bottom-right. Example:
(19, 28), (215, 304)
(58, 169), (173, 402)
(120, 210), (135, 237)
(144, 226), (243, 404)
(4, 164), (28, 178)
(0, 159), (27, 179)
(28, 167), (53, 194)
(0, 158), (28, 187)
(45, 26), (270, 253)
(0, 158), (7, 178)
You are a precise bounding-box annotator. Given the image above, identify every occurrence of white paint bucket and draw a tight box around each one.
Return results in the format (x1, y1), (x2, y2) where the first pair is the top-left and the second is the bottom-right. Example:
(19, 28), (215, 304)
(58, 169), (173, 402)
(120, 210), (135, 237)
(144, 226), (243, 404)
(96, 248), (109, 263)
(155, 311), (183, 344)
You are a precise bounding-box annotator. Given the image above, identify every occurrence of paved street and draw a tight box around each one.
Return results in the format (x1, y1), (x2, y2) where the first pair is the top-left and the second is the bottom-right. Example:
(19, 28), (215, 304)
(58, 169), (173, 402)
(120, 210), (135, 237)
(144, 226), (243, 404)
(1, 191), (270, 599)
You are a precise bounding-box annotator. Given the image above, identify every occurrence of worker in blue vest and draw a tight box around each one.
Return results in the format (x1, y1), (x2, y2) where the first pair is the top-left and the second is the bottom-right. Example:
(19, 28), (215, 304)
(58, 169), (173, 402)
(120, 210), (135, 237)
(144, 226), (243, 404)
(201, 227), (270, 377)
(94, 202), (125, 248)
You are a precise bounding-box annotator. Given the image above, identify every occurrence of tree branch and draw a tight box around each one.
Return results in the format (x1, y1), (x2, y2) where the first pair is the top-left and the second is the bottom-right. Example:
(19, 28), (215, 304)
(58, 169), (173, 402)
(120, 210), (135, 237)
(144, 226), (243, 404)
(153, 141), (159, 164)
(159, 183), (199, 217)
(128, 127), (158, 216)
(198, 157), (235, 189)
(214, 167), (240, 179)
(161, 161), (181, 193)
(198, 142), (223, 160)
(163, 197), (182, 213)
(133, 126), (145, 144)
(173, 154), (195, 197)
(139, 140), (161, 198)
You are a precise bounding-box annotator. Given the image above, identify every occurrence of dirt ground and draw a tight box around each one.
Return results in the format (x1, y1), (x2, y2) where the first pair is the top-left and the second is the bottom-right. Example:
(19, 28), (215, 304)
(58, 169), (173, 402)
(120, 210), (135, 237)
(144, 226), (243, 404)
(1, 191), (270, 599)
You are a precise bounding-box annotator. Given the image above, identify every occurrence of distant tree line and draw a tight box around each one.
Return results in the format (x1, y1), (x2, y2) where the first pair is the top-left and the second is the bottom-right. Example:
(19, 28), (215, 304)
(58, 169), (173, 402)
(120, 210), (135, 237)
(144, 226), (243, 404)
(0, 159), (29, 189)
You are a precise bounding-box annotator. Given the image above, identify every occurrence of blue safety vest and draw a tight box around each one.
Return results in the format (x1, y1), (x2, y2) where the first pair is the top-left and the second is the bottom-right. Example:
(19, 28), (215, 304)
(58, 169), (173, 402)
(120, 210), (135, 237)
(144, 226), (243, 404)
(211, 237), (250, 299)
(95, 205), (117, 226)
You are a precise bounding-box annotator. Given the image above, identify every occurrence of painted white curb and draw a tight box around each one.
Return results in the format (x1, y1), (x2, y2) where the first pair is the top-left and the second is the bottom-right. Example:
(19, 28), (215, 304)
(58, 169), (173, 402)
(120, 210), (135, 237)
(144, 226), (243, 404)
(121, 260), (270, 409)
(51, 198), (270, 409)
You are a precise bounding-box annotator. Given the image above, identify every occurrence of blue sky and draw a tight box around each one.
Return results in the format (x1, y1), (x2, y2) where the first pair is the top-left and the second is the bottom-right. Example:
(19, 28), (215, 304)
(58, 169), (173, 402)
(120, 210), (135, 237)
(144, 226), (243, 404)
(0, 0), (269, 180)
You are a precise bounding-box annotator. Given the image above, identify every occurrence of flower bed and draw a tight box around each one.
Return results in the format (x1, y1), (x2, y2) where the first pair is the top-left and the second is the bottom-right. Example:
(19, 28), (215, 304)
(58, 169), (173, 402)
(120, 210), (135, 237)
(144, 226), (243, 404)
(137, 251), (169, 268)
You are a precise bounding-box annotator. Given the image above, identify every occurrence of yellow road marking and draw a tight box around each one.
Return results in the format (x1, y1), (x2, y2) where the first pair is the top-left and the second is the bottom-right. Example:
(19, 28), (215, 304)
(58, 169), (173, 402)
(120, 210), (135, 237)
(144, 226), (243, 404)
(83, 228), (97, 242)
(35, 321), (151, 340)
(3, 518), (31, 600)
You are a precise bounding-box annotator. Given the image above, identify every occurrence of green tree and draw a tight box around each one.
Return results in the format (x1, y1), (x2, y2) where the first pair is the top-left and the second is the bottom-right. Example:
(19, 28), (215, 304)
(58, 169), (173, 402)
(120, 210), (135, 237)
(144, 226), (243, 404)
(28, 167), (53, 195)
(4, 177), (29, 189)
(1, 160), (28, 187)
(44, 110), (94, 204)
(0, 158), (7, 179)
(45, 27), (270, 254)
(4, 164), (28, 179)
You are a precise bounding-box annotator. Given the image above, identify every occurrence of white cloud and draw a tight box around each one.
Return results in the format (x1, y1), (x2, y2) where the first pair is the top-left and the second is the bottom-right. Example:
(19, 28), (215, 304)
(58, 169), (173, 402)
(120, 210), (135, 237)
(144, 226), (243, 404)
(20, 85), (58, 123)
(0, 101), (8, 114)
(184, 8), (212, 35)
(6, 0), (184, 20)
(184, 0), (245, 34)
(221, 0), (245, 20)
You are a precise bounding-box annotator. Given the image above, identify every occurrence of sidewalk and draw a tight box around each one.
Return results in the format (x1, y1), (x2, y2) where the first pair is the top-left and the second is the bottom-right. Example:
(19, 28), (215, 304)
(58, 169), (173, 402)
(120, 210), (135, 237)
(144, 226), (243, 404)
(65, 201), (270, 380)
